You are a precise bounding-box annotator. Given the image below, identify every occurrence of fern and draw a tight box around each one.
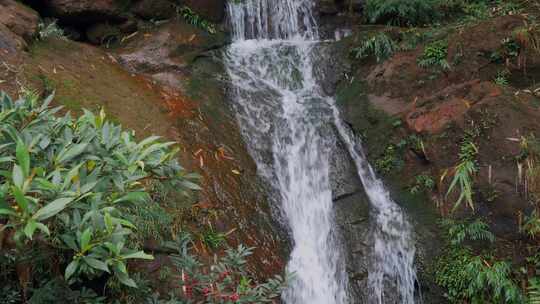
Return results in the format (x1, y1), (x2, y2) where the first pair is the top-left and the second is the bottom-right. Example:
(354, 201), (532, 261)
(530, 278), (540, 304)
(352, 33), (398, 62)
(441, 218), (495, 246)
(365, 0), (441, 26)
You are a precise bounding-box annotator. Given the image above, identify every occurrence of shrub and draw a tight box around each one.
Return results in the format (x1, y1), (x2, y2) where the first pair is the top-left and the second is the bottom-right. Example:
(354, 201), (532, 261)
(352, 33), (399, 62)
(161, 233), (288, 303)
(364, 0), (441, 26)
(0, 91), (198, 291)
(418, 40), (450, 70)
(37, 19), (65, 41)
(436, 220), (523, 303)
(177, 6), (216, 34)
(443, 139), (478, 211)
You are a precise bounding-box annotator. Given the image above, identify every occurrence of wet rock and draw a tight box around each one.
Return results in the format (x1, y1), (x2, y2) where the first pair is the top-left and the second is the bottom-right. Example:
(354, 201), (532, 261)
(43, 0), (126, 25)
(183, 0), (225, 23)
(334, 191), (370, 304)
(0, 0), (40, 42)
(132, 0), (176, 20)
(117, 19), (227, 75)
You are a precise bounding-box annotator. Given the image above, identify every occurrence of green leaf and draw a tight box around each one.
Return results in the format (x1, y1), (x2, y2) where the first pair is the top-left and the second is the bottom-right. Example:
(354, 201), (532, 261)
(114, 266), (137, 288)
(32, 197), (74, 221)
(12, 186), (29, 213)
(16, 140), (30, 177)
(57, 143), (88, 164)
(35, 222), (50, 236)
(84, 257), (110, 273)
(80, 228), (92, 252)
(122, 251), (154, 260)
(12, 165), (24, 188)
(0, 207), (17, 217)
(65, 259), (79, 280)
(181, 180), (202, 190)
(23, 220), (38, 240)
(113, 191), (150, 204)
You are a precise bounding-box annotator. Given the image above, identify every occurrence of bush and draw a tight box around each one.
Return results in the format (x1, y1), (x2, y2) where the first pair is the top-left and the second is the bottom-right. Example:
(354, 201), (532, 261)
(160, 233), (288, 303)
(0, 91), (198, 294)
(352, 33), (399, 62)
(418, 40), (450, 70)
(436, 220), (523, 303)
(364, 0), (441, 26)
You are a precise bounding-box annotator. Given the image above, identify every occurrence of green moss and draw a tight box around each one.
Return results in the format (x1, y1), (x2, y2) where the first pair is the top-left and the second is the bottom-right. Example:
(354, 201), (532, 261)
(335, 77), (396, 162)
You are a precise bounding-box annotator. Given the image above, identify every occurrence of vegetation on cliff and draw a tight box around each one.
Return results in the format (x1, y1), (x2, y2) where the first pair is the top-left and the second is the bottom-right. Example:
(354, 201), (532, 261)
(0, 92), (286, 303)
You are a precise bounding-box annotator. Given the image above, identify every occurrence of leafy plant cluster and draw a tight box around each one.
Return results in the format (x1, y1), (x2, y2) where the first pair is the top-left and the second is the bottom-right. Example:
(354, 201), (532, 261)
(0, 91), (197, 301)
(157, 232), (288, 304)
(364, 0), (442, 26)
(409, 174), (435, 195)
(352, 32), (399, 62)
(436, 219), (524, 303)
(177, 6), (216, 34)
(442, 136), (478, 212)
(36, 19), (66, 41)
(418, 40), (450, 70)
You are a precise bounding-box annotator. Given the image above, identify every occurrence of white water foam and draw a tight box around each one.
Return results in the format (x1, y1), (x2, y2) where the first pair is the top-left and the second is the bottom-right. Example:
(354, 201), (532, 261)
(224, 1), (417, 303)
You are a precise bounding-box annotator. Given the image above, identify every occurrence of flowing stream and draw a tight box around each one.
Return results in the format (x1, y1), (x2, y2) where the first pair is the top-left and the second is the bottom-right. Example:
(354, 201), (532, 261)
(224, 0), (417, 303)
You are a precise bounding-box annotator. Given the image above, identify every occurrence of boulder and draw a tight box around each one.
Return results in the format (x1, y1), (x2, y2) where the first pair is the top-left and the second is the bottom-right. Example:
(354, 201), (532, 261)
(0, 0), (40, 41)
(132, 0), (176, 20)
(0, 22), (26, 55)
(183, 0), (225, 23)
(43, 0), (126, 25)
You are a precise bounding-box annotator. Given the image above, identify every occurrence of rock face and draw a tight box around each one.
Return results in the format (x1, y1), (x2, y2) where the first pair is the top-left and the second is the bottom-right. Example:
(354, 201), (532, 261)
(182, 0), (225, 23)
(115, 19), (286, 277)
(0, 0), (39, 56)
(132, 0), (176, 20)
(42, 0), (126, 25)
(0, 0), (40, 41)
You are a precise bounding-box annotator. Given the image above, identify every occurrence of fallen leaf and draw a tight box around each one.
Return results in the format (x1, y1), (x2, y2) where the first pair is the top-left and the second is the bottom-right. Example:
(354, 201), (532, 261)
(231, 169), (241, 175)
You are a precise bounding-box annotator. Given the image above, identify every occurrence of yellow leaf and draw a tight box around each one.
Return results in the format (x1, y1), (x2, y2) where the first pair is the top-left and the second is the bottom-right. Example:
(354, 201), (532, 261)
(231, 170), (241, 175)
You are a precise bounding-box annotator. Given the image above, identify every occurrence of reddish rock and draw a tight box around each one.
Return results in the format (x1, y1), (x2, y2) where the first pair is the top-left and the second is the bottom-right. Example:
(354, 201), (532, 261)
(406, 98), (469, 133)
(183, 0), (225, 23)
(0, 0), (39, 41)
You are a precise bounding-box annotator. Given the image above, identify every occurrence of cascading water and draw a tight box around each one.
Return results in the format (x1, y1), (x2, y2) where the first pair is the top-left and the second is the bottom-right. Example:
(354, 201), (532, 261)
(224, 0), (417, 303)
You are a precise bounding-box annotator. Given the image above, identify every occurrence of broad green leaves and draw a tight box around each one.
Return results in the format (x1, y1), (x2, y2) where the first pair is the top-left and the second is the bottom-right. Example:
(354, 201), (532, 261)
(0, 92), (199, 288)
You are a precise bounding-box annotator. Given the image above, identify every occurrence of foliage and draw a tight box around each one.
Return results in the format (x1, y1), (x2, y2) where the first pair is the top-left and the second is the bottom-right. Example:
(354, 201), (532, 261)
(364, 0), (441, 26)
(530, 278), (540, 304)
(352, 33), (399, 62)
(375, 144), (403, 174)
(177, 6), (216, 34)
(440, 218), (495, 246)
(436, 221), (523, 303)
(493, 69), (510, 86)
(418, 40), (450, 70)
(37, 19), (65, 41)
(28, 279), (106, 304)
(409, 174), (435, 194)
(0, 91), (199, 292)
(443, 139), (478, 212)
(164, 232), (288, 303)
(523, 210), (540, 239)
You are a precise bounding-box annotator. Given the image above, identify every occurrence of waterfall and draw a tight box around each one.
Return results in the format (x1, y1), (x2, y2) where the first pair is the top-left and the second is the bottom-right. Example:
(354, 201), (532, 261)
(224, 0), (417, 303)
